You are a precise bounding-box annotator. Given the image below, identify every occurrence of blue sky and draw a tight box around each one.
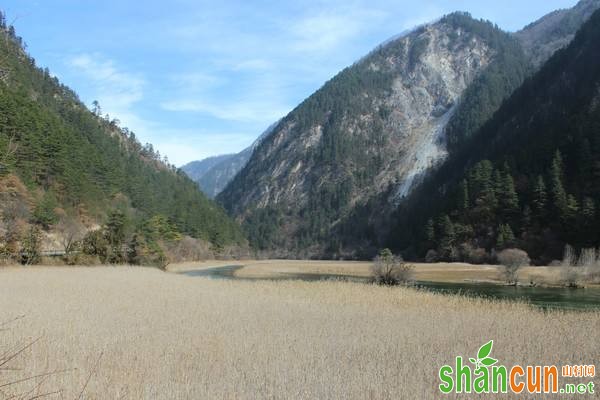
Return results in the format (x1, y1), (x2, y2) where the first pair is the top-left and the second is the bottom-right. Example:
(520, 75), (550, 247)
(3, 0), (578, 166)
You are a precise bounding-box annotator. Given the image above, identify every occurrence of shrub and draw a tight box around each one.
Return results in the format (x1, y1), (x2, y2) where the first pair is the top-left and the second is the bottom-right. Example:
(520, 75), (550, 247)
(424, 249), (438, 263)
(164, 236), (212, 263)
(19, 225), (42, 265)
(371, 248), (414, 286)
(460, 244), (488, 264)
(82, 229), (108, 261)
(562, 244), (576, 267)
(497, 248), (530, 285)
(560, 265), (583, 287)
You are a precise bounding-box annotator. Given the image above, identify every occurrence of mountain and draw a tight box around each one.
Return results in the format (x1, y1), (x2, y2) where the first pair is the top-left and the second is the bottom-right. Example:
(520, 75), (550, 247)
(218, 13), (530, 258)
(0, 13), (245, 261)
(390, 8), (600, 264)
(181, 154), (236, 184)
(182, 123), (276, 198)
(515, 0), (600, 68)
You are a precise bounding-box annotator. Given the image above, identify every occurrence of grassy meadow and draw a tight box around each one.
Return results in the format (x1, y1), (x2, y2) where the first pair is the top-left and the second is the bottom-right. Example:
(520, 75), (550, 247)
(0, 265), (599, 399)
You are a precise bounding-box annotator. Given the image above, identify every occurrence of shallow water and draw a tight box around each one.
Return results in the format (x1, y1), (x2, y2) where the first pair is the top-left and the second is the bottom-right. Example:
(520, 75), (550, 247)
(181, 265), (600, 310)
(413, 281), (600, 311)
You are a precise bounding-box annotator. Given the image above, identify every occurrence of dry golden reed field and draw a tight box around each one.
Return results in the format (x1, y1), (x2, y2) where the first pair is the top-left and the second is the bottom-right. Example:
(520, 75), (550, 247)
(0, 266), (599, 399)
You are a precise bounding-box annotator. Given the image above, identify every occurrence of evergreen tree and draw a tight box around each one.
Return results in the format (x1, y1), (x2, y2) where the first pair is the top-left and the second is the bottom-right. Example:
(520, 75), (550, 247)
(425, 218), (436, 243)
(457, 179), (469, 210)
(437, 215), (455, 259)
(550, 150), (568, 218)
(581, 197), (595, 220)
(105, 210), (126, 263)
(496, 223), (515, 249)
(531, 175), (547, 217)
(497, 169), (519, 218)
(566, 195), (579, 219)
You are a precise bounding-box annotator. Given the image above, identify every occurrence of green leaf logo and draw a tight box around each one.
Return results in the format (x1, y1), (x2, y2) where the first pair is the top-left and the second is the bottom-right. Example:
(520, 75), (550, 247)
(481, 357), (498, 366)
(478, 340), (493, 359)
(470, 340), (498, 369)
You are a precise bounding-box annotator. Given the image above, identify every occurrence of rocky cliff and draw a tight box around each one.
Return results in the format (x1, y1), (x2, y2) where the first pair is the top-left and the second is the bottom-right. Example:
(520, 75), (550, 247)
(218, 13), (522, 257)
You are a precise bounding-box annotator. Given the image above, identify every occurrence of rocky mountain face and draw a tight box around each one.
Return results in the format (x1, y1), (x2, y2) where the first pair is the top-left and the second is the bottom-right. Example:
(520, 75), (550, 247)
(182, 124), (276, 198)
(218, 13), (525, 257)
(217, 1), (599, 259)
(515, 0), (600, 68)
(391, 8), (600, 264)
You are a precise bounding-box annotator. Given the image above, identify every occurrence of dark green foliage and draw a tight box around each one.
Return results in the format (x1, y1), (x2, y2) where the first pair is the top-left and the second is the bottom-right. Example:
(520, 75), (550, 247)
(243, 206), (284, 251)
(82, 229), (109, 261)
(443, 13), (532, 151)
(83, 212), (175, 267)
(389, 10), (600, 264)
(496, 224), (515, 249)
(126, 234), (141, 265)
(105, 210), (127, 263)
(531, 176), (547, 218)
(31, 191), (58, 229)
(0, 16), (245, 249)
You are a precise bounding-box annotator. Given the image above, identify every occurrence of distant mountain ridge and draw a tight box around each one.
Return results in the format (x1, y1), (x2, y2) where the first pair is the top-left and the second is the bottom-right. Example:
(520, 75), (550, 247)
(515, 0), (600, 68)
(182, 154), (236, 184)
(182, 122), (277, 198)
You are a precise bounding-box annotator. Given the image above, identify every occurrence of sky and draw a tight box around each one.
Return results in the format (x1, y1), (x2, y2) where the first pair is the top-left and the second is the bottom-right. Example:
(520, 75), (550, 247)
(2, 0), (578, 166)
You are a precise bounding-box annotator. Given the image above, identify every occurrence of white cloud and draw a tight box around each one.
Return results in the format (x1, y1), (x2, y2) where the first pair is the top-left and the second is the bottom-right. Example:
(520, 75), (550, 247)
(169, 72), (225, 90)
(68, 53), (145, 112)
(289, 12), (367, 53)
(161, 99), (289, 124)
(232, 58), (272, 71)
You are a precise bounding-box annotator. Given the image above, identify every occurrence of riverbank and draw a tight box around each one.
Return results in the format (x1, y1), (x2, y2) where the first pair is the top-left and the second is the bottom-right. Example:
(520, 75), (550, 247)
(0, 266), (598, 399)
(167, 259), (590, 286)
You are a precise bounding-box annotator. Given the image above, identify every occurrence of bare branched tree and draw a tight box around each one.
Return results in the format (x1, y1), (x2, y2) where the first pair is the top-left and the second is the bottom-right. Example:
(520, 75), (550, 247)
(0, 133), (19, 173)
(56, 216), (84, 258)
(371, 248), (414, 286)
(497, 248), (530, 285)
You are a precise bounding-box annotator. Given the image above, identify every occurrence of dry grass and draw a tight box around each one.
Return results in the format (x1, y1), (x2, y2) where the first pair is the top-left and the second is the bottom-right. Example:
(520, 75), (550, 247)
(0, 266), (598, 399)
(170, 259), (584, 286)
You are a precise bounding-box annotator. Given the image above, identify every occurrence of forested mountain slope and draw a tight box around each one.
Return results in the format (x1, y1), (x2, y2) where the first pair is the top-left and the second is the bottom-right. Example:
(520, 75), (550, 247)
(218, 13), (529, 258)
(515, 0), (600, 68)
(0, 14), (245, 261)
(389, 9), (600, 264)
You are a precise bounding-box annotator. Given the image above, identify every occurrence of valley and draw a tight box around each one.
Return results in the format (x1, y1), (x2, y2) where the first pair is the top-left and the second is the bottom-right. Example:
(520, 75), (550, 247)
(1, 1), (600, 398)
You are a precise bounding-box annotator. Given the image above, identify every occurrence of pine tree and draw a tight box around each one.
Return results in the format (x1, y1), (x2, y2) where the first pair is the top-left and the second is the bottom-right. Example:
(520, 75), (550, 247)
(425, 218), (435, 243)
(105, 210), (126, 263)
(582, 197), (595, 220)
(566, 195), (579, 218)
(532, 175), (547, 217)
(437, 215), (455, 259)
(498, 170), (519, 217)
(550, 150), (568, 218)
(457, 179), (469, 210)
(496, 223), (515, 249)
